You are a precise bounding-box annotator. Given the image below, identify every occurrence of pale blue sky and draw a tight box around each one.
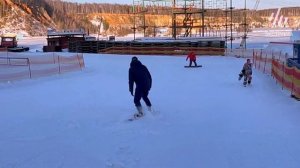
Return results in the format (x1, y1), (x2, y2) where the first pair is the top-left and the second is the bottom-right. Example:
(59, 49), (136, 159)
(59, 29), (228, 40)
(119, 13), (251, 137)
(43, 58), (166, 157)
(66, 0), (299, 9)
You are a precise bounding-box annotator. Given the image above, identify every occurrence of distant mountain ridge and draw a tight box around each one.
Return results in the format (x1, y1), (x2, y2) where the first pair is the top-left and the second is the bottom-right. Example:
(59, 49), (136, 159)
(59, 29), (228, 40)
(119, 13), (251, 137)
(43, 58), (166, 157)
(0, 0), (300, 36)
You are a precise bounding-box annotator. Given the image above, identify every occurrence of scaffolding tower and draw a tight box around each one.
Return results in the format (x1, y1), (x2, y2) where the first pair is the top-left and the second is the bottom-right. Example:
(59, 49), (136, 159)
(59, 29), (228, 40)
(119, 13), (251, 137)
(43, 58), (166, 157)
(132, 0), (240, 40)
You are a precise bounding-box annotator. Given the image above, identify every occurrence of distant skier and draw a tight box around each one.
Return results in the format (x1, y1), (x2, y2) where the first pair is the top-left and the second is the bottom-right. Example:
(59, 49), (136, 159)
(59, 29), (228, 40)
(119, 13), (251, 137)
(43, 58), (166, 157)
(239, 58), (252, 86)
(186, 51), (198, 67)
(129, 56), (152, 118)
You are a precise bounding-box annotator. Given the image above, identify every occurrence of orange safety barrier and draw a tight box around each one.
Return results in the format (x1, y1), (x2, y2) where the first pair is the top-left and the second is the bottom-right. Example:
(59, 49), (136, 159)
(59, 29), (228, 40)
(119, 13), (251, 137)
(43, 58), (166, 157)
(227, 48), (299, 99)
(252, 50), (273, 74)
(272, 59), (300, 99)
(0, 53), (85, 82)
(227, 48), (289, 75)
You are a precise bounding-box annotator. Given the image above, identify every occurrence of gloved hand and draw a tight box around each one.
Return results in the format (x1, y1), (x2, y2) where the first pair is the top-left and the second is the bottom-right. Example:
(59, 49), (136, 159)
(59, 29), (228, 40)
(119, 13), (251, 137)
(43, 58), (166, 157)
(130, 90), (134, 96)
(238, 73), (243, 80)
(242, 69), (245, 75)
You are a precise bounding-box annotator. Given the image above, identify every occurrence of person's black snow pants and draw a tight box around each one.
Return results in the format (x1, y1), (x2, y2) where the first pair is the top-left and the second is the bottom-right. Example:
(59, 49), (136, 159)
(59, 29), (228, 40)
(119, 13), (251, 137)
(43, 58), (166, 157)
(134, 88), (152, 107)
(189, 60), (197, 66)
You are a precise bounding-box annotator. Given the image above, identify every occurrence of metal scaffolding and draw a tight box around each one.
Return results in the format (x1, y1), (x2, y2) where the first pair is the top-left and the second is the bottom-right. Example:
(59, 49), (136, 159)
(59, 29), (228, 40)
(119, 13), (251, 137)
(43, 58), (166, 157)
(131, 0), (246, 43)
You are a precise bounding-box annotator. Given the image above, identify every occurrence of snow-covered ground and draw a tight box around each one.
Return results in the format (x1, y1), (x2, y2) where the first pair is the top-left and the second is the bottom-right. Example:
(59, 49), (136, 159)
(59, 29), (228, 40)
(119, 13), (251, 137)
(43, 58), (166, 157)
(1, 36), (300, 168)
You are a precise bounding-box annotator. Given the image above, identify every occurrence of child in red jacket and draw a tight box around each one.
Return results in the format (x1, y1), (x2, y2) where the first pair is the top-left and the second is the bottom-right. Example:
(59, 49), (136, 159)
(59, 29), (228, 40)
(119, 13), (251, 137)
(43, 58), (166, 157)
(186, 51), (198, 67)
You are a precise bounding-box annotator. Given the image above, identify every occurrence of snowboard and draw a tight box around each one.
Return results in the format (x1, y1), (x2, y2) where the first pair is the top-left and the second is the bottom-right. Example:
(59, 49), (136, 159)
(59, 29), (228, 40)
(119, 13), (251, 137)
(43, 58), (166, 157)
(291, 95), (300, 101)
(127, 107), (160, 121)
(184, 65), (202, 68)
(127, 113), (144, 121)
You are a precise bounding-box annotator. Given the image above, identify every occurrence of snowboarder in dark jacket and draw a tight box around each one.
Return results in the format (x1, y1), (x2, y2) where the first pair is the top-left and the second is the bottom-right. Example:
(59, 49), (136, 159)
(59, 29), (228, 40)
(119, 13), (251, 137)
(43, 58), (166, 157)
(129, 57), (152, 117)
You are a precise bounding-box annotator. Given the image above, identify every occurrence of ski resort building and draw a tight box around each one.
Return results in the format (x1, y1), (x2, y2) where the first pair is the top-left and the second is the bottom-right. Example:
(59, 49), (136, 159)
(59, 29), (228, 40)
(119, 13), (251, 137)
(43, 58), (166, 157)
(44, 29), (87, 52)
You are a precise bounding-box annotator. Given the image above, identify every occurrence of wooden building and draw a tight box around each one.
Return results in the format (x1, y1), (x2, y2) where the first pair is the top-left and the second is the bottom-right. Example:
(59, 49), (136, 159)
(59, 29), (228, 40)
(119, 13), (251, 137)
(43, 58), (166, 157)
(44, 29), (86, 52)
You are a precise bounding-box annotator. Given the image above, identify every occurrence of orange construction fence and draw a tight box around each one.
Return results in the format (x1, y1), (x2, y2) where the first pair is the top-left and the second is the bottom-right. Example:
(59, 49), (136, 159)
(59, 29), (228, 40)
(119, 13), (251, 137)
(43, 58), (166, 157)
(227, 49), (289, 75)
(227, 48), (300, 99)
(252, 50), (274, 74)
(0, 53), (85, 82)
(272, 59), (300, 99)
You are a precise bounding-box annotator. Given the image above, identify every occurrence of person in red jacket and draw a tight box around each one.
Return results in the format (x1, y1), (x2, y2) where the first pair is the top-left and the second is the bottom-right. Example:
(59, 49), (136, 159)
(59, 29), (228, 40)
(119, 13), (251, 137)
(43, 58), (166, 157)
(186, 51), (198, 67)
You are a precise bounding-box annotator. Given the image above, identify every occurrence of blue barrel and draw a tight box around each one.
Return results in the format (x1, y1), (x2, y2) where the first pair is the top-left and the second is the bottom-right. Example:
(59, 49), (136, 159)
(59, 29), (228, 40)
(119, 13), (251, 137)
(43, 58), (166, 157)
(294, 43), (300, 64)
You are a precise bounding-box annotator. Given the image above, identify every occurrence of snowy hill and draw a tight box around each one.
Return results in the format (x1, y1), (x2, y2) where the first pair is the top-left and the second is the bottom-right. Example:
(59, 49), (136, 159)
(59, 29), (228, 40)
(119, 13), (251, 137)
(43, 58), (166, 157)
(0, 0), (53, 36)
(1, 52), (300, 167)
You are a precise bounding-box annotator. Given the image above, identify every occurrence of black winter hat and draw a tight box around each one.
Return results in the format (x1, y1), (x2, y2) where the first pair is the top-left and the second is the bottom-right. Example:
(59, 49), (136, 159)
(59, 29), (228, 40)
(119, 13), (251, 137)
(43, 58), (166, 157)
(132, 56), (138, 61)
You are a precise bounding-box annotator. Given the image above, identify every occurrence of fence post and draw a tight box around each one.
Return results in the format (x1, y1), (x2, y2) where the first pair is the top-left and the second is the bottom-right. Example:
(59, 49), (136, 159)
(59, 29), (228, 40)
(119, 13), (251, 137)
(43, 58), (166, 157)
(27, 58), (32, 78)
(7, 52), (11, 65)
(53, 52), (56, 64)
(252, 50), (255, 68)
(241, 49), (244, 58)
(279, 51), (282, 61)
(6, 51), (9, 64)
(263, 54), (267, 73)
(291, 67), (295, 96)
(282, 62), (285, 90)
(58, 55), (61, 74)
(254, 51), (257, 68)
(259, 49), (263, 69)
(258, 52), (262, 71)
(76, 53), (82, 70)
(271, 51), (274, 78)
(273, 60), (277, 83)
(81, 53), (85, 68)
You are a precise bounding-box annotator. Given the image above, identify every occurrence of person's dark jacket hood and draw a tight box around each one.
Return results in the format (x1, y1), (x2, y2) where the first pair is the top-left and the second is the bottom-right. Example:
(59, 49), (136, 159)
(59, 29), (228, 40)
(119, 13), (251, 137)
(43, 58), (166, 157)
(129, 60), (152, 92)
(130, 60), (142, 68)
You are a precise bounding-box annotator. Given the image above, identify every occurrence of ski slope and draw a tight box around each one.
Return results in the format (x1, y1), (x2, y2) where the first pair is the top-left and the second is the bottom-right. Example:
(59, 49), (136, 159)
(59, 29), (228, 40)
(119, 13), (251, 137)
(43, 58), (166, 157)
(1, 52), (300, 168)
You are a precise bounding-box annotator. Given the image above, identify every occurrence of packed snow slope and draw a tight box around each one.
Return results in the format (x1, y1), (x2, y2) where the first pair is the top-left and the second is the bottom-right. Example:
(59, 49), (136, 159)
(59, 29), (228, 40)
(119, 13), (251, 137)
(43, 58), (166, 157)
(1, 54), (300, 168)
